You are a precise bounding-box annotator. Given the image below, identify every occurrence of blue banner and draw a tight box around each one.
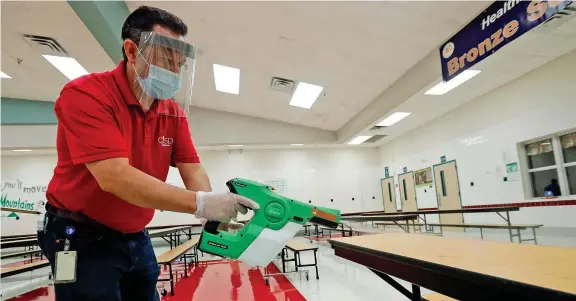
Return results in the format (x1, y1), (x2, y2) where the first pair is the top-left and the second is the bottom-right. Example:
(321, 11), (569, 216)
(440, 0), (572, 82)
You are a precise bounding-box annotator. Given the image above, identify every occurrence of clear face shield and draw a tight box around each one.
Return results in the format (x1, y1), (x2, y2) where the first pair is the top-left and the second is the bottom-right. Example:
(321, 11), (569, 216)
(132, 32), (196, 118)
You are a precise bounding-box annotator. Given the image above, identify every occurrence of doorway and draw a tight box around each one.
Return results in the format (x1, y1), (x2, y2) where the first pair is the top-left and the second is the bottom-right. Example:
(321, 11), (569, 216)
(381, 177), (397, 213)
(398, 172), (417, 212)
(433, 160), (464, 231)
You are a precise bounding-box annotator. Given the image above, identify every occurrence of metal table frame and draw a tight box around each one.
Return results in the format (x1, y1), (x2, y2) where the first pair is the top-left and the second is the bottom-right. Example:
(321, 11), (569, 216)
(342, 215), (419, 234)
(359, 207), (521, 241)
(329, 239), (575, 301)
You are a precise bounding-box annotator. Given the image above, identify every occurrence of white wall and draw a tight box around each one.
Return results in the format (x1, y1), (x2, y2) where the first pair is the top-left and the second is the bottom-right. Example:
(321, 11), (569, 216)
(379, 49), (576, 227)
(0, 155), (55, 235)
(1, 148), (382, 235)
(0, 106), (336, 149)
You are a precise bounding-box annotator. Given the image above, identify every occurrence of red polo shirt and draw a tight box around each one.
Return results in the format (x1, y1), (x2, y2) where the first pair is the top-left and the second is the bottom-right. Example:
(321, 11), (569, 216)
(46, 61), (200, 233)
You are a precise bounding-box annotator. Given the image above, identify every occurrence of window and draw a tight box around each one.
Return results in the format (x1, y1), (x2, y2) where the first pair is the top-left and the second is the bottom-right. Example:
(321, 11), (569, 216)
(562, 133), (576, 194)
(440, 170), (447, 197)
(530, 169), (559, 197)
(402, 179), (407, 201)
(566, 166), (576, 195)
(387, 183), (393, 202)
(522, 131), (576, 197)
(561, 133), (576, 163)
(526, 139), (555, 168)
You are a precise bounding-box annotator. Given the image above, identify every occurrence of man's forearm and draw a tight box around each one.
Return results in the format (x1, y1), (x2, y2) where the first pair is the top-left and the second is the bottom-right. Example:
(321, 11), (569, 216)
(177, 163), (212, 192)
(183, 170), (211, 191)
(88, 159), (198, 213)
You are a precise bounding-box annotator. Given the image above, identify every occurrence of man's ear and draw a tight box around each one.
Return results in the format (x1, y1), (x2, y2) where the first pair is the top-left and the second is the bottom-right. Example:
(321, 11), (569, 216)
(123, 40), (138, 63)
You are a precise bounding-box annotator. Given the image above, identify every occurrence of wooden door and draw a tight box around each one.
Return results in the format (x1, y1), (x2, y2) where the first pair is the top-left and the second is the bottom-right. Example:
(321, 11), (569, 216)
(434, 161), (464, 231)
(398, 172), (417, 212)
(381, 177), (397, 213)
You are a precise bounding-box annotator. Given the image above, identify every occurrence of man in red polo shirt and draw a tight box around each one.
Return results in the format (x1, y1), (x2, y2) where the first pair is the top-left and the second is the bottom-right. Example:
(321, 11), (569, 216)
(39, 6), (257, 301)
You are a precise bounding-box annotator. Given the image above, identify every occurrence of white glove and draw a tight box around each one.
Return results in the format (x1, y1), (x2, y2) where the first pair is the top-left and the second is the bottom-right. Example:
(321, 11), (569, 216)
(195, 191), (259, 222)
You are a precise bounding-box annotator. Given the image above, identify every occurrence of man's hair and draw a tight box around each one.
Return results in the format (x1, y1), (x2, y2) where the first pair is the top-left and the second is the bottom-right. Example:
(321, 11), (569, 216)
(121, 6), (188, 64)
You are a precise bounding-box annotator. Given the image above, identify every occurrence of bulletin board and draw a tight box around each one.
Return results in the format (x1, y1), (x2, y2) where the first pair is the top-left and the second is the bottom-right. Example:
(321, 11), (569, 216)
(414, 167), (433, 187)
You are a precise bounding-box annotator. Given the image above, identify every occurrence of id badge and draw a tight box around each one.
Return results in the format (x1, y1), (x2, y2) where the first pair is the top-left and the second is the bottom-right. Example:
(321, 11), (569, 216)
(54, 250), (77, 283)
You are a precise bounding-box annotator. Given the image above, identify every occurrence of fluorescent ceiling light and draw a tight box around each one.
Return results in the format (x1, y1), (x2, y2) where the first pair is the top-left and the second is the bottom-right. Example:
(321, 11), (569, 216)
(0, 71), (11, 79)
(424, 70), (481, 95)
(13, 149), (32, 152)
(229, 144), (243, 147)
(213, 64), (240, 95)
(347, 136), (372, 145)
(289, 82), (324, 109)
(291, 144), (304, 146)
(377, 112), (411, 127)
(43, 55), (89, 81)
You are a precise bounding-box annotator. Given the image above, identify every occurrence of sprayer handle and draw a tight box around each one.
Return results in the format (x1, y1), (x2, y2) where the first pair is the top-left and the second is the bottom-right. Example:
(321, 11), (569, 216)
(204, 221), (221, 234)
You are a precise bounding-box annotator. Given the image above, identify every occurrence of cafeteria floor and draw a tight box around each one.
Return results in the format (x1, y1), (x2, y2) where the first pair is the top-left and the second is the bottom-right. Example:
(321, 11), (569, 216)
(3, 227), (576, 301)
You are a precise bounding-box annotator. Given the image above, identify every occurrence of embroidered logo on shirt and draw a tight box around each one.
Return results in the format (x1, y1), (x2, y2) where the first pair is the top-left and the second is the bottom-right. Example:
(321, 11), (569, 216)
(158, 136), (174, 147)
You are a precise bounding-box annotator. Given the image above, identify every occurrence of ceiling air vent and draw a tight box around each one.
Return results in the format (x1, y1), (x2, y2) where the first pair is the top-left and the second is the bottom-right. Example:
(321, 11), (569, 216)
(270, 77), (295, 93)
(369, 125), (387, 131)
(365, 135), (387, 143)
(535, 3), (576, 32)
(22, 34), (68, 55)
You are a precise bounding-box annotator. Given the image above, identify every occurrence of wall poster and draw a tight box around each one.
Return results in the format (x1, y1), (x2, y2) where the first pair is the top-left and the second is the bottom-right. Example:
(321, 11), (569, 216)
(414, 167), (433, 187)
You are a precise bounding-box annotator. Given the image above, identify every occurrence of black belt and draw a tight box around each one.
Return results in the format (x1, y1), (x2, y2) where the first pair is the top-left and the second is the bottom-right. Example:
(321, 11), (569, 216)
(45, 203), (145, 237)
(45, 202), (115, 232)
(45, 202), (94, 223)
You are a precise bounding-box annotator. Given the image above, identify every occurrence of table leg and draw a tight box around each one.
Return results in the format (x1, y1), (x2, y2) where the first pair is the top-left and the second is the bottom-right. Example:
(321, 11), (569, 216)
(313, 249), (319, 279)
(281, 248), (286, 273)
(480, 228), (484, 240)
(183, 253), (188, 278)
(370, 269), (420, 301)
(517, 229), (522, 244)
(411, 284), (421, 301)
(295, 251), (300, 271)
(507, 211), (513, 243)
(532, 228), (538, 245)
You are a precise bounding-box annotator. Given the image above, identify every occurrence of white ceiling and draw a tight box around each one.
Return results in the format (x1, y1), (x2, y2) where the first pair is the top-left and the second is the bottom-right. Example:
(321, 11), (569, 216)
(0, 1), (488, 132)
(364, 13), (576, 145)
(3, 1), (574, 150)
(0, 1), (116, 101)
(120, 1), (491, 131)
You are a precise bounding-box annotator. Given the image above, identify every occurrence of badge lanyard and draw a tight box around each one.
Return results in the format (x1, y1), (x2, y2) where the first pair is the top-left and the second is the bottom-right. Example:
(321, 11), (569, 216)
(54, 225), (77, 283)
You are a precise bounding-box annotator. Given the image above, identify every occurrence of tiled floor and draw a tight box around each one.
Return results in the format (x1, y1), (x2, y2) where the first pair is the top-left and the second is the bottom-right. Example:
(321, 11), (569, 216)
(2, 226), (576, 301)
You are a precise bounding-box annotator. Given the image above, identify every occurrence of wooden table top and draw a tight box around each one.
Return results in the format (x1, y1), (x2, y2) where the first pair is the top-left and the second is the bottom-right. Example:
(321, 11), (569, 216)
(1, 238), (37, 249)
(330, 233), (576, 295)
(342, 214), (418, 222)
(0, 259), (50, 278)
(146, 223), (200, 230)
(286, 239), (317, 251)
(148, 226), (192, 237)
(360, 206), (520, 216)
(1, 225), (195, 248)
(156, 238), (199, 263)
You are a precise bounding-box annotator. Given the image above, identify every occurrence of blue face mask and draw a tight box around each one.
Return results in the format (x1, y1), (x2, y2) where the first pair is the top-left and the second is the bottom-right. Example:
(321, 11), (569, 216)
(136, 64), (181, 100)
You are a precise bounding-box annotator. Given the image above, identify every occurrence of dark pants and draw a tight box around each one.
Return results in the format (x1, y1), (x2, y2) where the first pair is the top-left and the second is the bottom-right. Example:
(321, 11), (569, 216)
(37, 213), (160, 301)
